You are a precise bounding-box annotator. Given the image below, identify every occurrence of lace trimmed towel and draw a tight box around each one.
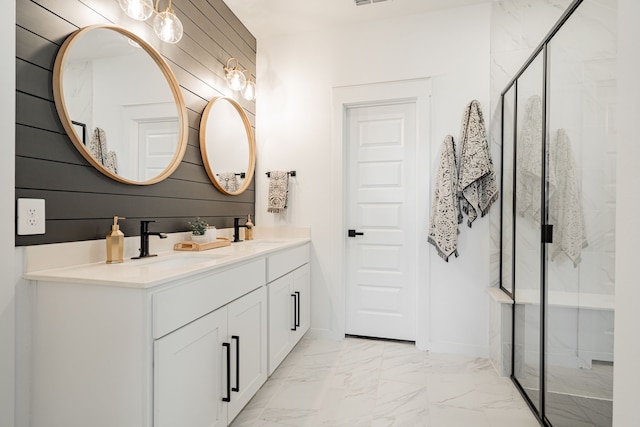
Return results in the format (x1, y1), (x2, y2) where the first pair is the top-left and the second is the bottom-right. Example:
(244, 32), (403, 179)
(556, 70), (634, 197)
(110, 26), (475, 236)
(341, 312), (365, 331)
(267, 171), (289, 213)
(89, 127), (117, 174)
(457, 100), (498, 227)
(428, 135), (462, 262)
(549, 129), (588, 266)
(217, 172), (240, 193)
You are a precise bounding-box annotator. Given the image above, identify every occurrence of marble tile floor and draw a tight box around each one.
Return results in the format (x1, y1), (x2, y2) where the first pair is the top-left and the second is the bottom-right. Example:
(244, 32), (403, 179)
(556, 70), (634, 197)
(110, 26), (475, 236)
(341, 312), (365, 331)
(230, 335), (541, 427)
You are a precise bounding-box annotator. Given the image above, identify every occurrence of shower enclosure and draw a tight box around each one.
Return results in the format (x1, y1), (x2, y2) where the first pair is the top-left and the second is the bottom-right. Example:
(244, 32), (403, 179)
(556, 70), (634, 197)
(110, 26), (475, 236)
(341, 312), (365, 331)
(500, 0), (616, 425)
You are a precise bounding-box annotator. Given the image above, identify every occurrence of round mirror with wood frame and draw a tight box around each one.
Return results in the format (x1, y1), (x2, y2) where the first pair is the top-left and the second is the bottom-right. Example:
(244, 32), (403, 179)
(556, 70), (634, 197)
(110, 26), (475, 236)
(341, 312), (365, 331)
(200, 97), (256, 195)
(52, 24), (188, 185)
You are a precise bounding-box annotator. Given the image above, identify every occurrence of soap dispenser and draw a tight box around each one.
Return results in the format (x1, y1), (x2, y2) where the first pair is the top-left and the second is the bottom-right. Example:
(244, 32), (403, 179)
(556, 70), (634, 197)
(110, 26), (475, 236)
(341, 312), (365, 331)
(245, 214), (254, 240)
(106, 216), (125, 264)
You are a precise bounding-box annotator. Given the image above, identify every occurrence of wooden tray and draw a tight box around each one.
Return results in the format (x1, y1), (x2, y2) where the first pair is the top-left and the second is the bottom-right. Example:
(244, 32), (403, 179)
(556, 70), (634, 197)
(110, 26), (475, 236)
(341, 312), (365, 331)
(173, 237), (231, 251)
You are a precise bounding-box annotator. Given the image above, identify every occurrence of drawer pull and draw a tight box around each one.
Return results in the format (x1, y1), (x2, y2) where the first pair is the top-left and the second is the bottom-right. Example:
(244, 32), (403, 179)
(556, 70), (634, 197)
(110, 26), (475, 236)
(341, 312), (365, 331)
(222, 342), (231, 402)
(232, 335), (240, 393)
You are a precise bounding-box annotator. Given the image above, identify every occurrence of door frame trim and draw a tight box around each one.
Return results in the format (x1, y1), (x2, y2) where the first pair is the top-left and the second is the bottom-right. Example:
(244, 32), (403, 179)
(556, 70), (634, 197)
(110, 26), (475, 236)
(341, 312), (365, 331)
(331, 78), (432, 349)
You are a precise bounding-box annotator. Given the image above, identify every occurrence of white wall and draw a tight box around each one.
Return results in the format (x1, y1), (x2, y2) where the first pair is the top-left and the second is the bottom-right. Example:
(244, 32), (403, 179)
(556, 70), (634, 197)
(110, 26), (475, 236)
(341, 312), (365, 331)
(255, 3), (493, 356)
(0, 1), (16, 426)
(613, 0), (640, 425)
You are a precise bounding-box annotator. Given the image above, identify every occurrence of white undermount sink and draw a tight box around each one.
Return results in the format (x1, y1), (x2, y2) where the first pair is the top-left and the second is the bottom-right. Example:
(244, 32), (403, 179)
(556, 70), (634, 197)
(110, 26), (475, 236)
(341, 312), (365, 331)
(131, 253), (226, 270)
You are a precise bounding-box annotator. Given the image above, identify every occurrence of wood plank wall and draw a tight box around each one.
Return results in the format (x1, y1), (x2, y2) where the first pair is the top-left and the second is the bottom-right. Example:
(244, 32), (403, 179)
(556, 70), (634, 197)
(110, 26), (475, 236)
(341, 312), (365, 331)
(15, 0), (257, 245)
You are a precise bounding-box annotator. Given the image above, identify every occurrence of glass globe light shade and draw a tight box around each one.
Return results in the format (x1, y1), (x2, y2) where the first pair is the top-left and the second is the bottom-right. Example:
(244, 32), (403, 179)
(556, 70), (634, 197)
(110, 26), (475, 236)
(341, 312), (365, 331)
(226, 69), (247, 91)
(118, 0), (154, 21)
(242, 79), (256, 101)
(153, 9), (184, 44)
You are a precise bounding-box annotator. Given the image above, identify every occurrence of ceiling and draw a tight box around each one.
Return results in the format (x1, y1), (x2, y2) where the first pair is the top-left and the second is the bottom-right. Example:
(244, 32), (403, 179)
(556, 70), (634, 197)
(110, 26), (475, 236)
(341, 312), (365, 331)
(223, 0), (490, 39)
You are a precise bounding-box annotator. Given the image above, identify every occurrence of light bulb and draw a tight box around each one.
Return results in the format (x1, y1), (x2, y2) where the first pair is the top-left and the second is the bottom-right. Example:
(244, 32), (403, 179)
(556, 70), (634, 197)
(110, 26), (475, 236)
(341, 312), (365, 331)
(242, 79), (256, 101)
(153, 9), (184, 44)
(226, 69), (247, 91)
(118, 0), (154, 21)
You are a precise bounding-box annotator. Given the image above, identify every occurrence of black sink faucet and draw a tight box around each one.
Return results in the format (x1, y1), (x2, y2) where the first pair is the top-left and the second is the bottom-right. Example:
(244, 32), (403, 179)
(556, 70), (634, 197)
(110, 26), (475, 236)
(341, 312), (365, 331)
(233, 217), (247, 243)
(133, 220), (167, 259)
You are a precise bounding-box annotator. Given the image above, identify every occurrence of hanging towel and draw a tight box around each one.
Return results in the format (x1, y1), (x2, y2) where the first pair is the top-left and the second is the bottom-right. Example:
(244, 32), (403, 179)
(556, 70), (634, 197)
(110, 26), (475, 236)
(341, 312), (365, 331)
(217, 172), (240, 193)
(428, 135), (462, 262)
(549, 129), (588, 266)
(267, 171), (289, 213)
(90, 127), (118, 174)
(515, 95), (546, 222)
(457, 100), (498, 227)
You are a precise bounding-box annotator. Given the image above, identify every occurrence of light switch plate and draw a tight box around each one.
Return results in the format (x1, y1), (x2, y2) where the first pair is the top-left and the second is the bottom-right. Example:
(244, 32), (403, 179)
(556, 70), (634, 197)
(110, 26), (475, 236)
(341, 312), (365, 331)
(17, 198), (46, 235)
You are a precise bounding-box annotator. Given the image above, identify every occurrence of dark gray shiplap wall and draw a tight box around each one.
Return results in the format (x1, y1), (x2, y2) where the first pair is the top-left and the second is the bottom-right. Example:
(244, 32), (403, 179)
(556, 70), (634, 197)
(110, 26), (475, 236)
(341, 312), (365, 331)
(16, 0), (256, 245)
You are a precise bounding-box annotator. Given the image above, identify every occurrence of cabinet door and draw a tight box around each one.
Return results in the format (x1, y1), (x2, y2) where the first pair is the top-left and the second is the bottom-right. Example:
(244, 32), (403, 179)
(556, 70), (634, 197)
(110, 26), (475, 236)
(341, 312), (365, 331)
(227, 287), (268, 422)
(292, 263), (311, 343)
(154, 308), (228, 427)
(267, 273), (295, 375)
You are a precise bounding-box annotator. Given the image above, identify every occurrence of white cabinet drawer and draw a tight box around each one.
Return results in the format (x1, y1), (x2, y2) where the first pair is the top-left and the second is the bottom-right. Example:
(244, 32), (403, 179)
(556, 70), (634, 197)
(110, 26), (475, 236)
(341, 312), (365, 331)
(153, 258), (266, 338)
(267, 244), (309, 282)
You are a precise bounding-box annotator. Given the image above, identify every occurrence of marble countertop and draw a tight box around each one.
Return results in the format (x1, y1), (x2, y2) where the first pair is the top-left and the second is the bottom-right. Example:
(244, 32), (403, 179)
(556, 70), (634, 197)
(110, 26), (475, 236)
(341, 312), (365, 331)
(24, 237), (310, 289)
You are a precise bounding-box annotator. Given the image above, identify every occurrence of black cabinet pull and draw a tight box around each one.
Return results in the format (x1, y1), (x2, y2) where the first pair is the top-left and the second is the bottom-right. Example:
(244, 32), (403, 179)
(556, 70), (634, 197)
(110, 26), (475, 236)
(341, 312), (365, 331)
(291, 294), (298, 331)
(232, 336), (240, 393)
(295, 291), (301, 328)
(348, 229), (364, 238)
(222, 342), (231, 402)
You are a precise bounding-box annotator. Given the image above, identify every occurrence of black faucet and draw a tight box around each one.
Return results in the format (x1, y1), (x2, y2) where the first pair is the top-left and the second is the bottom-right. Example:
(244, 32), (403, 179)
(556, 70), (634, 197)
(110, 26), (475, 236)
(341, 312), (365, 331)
(233, 217), (247, 243)
(132, 220), (167, 259)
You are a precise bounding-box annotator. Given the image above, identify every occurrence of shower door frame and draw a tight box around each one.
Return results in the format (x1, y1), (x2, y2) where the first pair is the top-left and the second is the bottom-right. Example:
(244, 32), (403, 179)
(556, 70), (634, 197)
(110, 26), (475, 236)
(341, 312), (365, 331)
(498, 0), (587, 425)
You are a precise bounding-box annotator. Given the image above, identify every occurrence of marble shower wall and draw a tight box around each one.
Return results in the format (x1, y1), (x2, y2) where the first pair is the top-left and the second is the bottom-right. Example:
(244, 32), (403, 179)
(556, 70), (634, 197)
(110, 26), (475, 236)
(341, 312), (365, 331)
(489, 0), (618, 376)
(488, 0), (573, 376)
(489, 0), (573, 290)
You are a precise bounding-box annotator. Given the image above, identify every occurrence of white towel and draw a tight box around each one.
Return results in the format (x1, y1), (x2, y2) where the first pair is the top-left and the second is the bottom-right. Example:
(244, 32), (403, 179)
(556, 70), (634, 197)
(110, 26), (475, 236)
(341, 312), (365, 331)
(457, 100), (498, 227)
(428, 135), (462, 261)
(217, 172), (240, 193)
(267, 171), (289, 213)
(549, 129), (588, 266)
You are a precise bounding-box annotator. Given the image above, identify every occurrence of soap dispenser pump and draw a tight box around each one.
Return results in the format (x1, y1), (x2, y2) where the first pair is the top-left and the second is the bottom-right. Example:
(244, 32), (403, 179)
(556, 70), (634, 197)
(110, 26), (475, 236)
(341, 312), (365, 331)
(245, 214), (254, 240)
(106, 216), (125, 264)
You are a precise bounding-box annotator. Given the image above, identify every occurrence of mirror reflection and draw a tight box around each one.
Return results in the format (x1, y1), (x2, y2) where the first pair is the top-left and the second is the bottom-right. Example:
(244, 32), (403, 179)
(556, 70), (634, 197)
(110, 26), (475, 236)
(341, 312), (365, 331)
(53, 25), (187, 185)
(200, 97), (255, 195)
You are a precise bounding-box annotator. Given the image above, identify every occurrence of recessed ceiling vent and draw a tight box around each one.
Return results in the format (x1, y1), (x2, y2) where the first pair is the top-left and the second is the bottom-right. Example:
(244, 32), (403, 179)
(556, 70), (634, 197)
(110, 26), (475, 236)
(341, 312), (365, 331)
(355, 0), (389, 5)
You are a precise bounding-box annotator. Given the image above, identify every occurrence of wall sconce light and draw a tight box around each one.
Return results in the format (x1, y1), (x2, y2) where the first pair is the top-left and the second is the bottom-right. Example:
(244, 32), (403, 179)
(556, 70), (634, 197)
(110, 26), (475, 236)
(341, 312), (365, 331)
(118, 0), (184, 44)
(224, 58), (257, 101)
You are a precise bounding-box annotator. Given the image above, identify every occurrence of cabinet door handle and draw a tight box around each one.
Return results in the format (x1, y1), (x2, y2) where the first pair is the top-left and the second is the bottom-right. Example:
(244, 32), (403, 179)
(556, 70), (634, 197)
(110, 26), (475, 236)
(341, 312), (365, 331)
(291, 293), (298, 331)
(222, 342), (231, 402)
(231, 335), (240, 393)
(295, 291), (301, 328)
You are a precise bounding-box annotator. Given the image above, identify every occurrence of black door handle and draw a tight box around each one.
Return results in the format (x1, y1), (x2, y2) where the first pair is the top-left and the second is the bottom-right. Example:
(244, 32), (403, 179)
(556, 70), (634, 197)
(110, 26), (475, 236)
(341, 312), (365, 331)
(295, 291), (300, 328)
(291, 294), (298, 331)
(231, 335), (240, 393)
(348, 229), (364, 238)
(222, 342), (231, 402)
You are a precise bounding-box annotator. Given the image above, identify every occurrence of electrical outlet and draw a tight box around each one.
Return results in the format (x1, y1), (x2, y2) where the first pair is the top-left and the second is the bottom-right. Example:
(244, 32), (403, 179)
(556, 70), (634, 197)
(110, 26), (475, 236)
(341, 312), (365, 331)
(17, 198), (46, 235)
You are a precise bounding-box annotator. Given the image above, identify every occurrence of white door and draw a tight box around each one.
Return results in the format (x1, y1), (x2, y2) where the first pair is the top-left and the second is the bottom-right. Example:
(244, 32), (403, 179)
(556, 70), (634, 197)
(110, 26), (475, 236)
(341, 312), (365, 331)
(227, 287), (268, 422)
(267, 272), (295, 375)
(138, 119), (179, 181)
(154, 307), (228, 427)
(345, 101), (417, 341)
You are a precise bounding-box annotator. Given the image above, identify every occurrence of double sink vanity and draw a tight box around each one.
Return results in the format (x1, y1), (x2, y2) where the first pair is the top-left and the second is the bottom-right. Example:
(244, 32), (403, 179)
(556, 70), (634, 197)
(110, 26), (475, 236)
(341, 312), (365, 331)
(25, 235), (310, 427)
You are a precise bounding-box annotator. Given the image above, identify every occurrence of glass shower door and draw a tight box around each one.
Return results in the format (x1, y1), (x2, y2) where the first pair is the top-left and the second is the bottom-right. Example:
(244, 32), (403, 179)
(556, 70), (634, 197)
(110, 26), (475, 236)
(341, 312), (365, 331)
(545, 0), (616, 425)
(512, 52), (545, 412)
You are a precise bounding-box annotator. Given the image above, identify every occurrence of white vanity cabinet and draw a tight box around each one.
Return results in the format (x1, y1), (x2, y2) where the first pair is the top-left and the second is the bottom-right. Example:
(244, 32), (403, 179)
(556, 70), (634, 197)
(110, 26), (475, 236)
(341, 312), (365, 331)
(28, 240), (310, 427)
(154, 286), (267, 427)
(31, 258), (268, 427)
(267, 245), (311, 375)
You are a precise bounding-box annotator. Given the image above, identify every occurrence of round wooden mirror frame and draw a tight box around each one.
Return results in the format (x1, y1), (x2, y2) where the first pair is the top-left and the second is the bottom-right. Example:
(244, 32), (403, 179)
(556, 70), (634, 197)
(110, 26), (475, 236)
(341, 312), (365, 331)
(52, 24), (189, 185)
(199, 96), (256, 195)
